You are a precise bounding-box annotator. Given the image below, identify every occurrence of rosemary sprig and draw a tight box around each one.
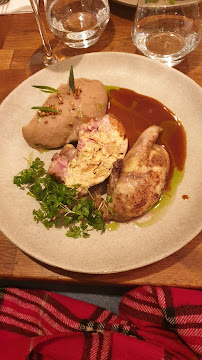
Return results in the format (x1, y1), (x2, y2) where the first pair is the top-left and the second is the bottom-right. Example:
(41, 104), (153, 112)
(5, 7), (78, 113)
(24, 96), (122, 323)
(31, 106), (60, 114)
(32, 85), (61, 94)
(69, 65), (75, 92)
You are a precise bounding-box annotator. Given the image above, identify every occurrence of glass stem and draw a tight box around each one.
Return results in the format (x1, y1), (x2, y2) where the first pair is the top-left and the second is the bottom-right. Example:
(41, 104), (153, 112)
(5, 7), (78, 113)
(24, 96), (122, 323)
(30, 0), (56, 62)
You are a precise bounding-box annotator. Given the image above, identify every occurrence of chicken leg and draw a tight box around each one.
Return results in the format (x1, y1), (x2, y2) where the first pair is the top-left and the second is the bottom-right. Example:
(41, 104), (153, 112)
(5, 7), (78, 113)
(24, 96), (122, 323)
(106, 126), (170, 221)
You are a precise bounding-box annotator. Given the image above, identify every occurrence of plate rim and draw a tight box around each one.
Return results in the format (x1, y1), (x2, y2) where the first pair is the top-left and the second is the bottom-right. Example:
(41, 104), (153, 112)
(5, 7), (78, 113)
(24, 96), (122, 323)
(1, 52), (202, 108)
(112, 0), (137, 7)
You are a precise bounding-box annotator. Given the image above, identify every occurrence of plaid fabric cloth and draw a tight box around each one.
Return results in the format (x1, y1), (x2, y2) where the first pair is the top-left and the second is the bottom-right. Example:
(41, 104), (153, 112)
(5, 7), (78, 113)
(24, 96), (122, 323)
(0, 286), (201, 360)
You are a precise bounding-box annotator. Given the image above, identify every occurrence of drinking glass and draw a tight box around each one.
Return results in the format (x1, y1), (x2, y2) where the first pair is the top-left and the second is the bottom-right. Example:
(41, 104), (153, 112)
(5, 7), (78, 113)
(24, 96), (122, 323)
(30, 0), (57, 66)
(132, 0), (201, 67)
(44, 0), (110, 49)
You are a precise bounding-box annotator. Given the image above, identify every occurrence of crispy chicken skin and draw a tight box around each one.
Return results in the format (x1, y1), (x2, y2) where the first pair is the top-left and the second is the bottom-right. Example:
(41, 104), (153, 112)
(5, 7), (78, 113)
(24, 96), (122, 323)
(106, 126), (170, 221)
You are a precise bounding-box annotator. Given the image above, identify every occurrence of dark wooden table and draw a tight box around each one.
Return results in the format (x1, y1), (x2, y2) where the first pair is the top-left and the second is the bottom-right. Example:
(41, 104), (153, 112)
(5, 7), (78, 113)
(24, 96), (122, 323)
(0, 1), (201, 288)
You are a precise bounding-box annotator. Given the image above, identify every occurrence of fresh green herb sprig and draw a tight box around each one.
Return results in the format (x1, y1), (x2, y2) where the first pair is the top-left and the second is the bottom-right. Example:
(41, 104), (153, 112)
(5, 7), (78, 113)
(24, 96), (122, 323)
(13, 157), (46, 186)
(31, 106), (60, 114)
(13, 158), (105, 238)
(32, 85), (61, 94)
(69, 65), (75, 92)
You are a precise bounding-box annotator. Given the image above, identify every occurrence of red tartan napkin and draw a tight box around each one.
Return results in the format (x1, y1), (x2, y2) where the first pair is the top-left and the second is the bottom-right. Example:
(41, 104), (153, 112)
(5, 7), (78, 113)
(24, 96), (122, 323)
(0, 286), (201, 360)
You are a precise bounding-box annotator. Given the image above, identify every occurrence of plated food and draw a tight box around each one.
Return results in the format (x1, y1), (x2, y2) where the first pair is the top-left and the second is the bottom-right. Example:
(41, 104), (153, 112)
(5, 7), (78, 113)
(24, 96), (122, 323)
(0, 52), (201, 273)
(48, 114), (128, 191)
(18, 68), (175, 236)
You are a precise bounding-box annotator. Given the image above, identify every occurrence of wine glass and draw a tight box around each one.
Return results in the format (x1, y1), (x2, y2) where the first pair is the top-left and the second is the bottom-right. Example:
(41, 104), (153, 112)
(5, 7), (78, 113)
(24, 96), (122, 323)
(29, 0), (57, 67)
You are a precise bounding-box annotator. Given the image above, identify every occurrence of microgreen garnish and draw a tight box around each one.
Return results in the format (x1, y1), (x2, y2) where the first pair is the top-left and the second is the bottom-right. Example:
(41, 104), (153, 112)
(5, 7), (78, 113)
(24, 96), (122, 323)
(31, 106), (60, 114)
(32, 85), (61, 94)
(106, 195), (112, 203)
(69, 65), (75, 92)
(13, 158), (105, 238)
(13, 158), (46, 186)
(98, 195), (114, 216)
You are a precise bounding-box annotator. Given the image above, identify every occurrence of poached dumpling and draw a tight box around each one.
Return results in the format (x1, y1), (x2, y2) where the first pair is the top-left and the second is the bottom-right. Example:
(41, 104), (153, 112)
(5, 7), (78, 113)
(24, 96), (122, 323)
(22, 78), (108, 150)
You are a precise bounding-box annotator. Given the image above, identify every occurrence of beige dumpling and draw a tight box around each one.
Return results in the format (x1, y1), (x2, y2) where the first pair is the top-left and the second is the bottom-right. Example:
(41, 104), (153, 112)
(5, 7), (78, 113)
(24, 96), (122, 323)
(22, 78), (108, 150)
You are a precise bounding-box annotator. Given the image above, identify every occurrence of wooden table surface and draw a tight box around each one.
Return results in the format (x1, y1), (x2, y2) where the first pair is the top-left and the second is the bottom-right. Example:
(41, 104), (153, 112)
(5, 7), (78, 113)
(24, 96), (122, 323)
(0, 1), (201, 288)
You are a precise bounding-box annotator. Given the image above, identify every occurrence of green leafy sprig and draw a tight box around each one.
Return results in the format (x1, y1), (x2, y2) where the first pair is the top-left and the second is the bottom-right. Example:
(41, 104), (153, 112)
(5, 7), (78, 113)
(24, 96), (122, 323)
(32, 85), (61, 94)
(31, 106), (60, 114)
(69, 65), (75, 92)
(13, 158), (105, 238)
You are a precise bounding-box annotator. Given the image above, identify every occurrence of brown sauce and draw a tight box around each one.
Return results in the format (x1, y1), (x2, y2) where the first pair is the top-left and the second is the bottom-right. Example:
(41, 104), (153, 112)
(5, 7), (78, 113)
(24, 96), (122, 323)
(107, 88), (187, 189)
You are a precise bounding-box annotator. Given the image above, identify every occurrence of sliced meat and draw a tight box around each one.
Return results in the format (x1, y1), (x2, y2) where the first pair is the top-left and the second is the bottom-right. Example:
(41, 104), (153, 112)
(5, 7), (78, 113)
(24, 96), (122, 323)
(48, 114), (128, 192)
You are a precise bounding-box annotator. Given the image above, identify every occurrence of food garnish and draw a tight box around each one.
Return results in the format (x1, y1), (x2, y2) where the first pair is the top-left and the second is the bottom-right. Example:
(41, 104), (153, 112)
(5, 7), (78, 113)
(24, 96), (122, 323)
(31, 106), (60, 115)
(32, 85), (61, 94)
(69, 65), (75, 92)
(13, 158), (105, 239)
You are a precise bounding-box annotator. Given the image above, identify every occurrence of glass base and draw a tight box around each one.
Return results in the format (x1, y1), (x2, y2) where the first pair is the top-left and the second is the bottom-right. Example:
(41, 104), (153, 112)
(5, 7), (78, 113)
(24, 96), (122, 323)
(44, 54), (58, 67)
(27, 49), (58, 76)
(145, 54), (184, 67)
(64, 37), (100, 49)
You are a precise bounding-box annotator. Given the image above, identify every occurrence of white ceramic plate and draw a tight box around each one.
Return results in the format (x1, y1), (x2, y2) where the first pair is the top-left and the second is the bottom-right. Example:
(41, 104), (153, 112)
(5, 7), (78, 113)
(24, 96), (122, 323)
(112, 0), (198, 9)
(112, 0), (137, 7)
(0, 52), (202, 274)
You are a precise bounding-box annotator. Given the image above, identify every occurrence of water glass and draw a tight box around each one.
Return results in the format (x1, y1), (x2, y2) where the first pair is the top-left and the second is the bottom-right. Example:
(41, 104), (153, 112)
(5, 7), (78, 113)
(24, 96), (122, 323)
(44, 0), (110, 49)
(132, 0), (201, 67)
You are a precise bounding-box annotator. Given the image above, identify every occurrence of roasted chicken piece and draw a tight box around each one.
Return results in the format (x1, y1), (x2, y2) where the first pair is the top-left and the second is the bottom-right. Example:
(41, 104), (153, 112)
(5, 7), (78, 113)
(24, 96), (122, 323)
(106, 126), (170, 221)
